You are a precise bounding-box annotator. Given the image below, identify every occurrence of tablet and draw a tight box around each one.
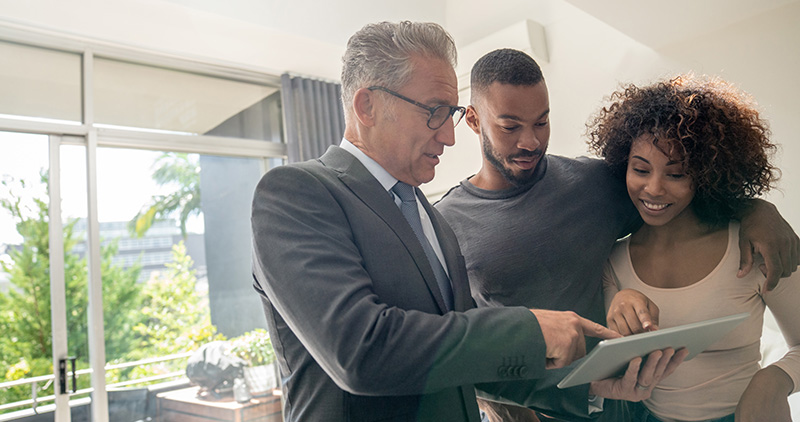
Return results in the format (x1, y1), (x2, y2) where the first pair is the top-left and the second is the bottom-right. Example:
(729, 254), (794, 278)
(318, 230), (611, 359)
(557, 312), (749, 389)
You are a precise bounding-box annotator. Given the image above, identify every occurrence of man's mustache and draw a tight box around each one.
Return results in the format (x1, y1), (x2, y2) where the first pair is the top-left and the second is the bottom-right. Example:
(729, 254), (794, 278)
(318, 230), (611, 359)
(508, 150), (543, 160)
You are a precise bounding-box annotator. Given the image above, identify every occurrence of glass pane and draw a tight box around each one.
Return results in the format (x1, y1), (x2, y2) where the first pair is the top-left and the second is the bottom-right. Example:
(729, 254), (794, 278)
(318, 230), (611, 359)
(94, 58), (283, 141)
(0, 132), (73, 416)
(0, 41), (82, 124)
(94, 147), (274, 407)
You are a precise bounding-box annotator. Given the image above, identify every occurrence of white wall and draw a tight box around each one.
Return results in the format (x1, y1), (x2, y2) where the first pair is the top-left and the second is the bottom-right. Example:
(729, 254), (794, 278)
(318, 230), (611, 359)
(659, 1), (800, 232)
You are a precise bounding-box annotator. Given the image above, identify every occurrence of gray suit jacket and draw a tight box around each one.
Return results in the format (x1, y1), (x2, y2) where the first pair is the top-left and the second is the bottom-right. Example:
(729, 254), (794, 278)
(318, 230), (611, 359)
(251, 146), (549, 421)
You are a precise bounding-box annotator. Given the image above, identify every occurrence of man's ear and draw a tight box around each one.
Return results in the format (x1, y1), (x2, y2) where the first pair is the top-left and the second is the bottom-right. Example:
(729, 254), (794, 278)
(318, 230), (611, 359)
(353, 88), (377, 127)
(465, 105), (481, 135)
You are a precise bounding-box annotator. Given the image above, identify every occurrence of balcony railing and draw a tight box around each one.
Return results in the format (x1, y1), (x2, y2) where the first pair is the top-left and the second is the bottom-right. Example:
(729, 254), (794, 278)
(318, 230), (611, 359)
(0, 352), (192, 420)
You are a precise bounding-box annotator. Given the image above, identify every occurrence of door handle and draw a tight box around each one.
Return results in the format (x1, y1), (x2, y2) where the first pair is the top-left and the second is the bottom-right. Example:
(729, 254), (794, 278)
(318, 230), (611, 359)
(58, 357), (77, 395)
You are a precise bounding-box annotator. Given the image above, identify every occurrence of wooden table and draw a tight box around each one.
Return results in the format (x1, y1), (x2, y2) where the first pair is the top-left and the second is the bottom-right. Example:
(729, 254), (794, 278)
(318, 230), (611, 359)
(157, 386), (282, 422)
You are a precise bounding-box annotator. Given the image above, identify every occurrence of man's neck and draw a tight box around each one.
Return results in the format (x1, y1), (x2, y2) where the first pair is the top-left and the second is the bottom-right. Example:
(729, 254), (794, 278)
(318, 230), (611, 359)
(468, 167), (513, 191)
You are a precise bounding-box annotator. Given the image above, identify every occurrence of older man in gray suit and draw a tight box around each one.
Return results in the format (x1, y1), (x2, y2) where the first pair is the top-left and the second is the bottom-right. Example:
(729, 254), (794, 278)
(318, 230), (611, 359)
(251, 21), (682, 422)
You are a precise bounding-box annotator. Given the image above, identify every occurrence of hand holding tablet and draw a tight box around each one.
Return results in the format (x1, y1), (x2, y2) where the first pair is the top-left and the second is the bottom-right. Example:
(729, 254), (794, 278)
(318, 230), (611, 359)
(558, 313), (749, 389)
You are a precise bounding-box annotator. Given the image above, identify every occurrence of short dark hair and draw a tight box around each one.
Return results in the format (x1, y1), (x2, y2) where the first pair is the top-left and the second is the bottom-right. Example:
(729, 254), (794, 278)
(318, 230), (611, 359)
(587, 74), (778, 226)
(470, 48), (544, 96)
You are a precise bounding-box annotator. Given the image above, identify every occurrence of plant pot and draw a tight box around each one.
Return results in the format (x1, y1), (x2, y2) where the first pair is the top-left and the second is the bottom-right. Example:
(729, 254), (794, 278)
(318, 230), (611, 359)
(242, 363), (276, 397)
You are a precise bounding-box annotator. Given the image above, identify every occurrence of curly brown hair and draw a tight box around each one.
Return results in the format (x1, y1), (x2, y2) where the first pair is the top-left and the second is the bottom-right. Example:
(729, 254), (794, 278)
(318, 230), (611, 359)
(586, 74), (778, 226)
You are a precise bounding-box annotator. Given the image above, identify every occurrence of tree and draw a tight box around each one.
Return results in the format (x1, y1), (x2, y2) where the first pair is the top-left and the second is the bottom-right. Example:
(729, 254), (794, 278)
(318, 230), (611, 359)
(0, 174), (143, 406)
(128, 152), (201, 240)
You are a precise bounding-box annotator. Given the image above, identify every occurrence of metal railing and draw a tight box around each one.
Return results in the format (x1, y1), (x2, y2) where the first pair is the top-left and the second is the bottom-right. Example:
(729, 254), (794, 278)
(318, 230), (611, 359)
(0, 351), (193, 415)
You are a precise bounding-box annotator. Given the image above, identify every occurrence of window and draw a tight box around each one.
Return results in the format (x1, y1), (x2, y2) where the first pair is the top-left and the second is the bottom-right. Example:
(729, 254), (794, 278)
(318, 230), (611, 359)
(0, 33), (285, 421)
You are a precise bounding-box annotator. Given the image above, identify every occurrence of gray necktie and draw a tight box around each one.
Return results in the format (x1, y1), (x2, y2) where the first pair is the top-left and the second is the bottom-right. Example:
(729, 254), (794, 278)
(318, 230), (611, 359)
(392, 181), (454, 311)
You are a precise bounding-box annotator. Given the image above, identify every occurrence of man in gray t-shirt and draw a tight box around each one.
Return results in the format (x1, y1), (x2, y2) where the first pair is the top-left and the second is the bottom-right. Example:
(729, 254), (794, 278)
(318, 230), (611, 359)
(435, 49), (641, 422)
(437, 155), (638, 317)
(435, 49), (798, 422)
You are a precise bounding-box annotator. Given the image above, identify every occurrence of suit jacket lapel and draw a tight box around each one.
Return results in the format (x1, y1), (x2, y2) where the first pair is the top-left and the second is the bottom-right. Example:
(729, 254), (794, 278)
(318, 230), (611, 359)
(319, 146), (450, 313)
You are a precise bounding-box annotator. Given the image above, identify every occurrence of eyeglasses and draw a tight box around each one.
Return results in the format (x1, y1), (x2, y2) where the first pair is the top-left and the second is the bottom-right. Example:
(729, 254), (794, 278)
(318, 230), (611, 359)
(368, 86), (466, 130)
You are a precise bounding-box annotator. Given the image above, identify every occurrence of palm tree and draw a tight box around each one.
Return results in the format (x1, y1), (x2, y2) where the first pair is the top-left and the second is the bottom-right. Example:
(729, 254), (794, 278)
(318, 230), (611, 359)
(129, 152), (201, 240)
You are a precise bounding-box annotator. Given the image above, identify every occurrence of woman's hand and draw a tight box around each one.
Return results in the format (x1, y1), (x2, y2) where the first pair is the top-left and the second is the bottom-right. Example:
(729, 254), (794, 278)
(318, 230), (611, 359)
(735, 365), (793, 422)
(589, 347), (688, 401)
(606, 289), (660, 335)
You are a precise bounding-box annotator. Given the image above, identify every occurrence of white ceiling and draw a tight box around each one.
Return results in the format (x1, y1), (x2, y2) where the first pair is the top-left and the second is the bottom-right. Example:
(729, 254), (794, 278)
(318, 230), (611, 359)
(163, 0), (448, 47)
(163, 0), (800, 51)
(562, 0), (800, 49)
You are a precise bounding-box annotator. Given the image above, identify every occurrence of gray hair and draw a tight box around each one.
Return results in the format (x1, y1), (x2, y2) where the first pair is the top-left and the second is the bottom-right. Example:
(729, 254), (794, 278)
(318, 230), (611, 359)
(340, 21), (457, 115)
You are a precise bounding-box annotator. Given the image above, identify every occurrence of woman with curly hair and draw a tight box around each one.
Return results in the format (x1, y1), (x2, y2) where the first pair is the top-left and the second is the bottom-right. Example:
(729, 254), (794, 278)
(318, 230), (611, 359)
(587, 75), (800, 422)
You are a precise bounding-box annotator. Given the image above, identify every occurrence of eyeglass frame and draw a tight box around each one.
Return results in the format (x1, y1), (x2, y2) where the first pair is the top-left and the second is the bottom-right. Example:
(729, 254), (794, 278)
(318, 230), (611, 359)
(367, 86), (466, 130)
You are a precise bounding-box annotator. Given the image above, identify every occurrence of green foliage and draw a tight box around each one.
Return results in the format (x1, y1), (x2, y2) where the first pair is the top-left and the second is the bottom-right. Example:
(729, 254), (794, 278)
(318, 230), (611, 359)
(1, 357), (60, 405)
(117, 242), (224, 384)
(227, 329), (275, 367)
(128, 153), (201, 240)
(0, 174), (54, 362)
(0, 174), (117, 406)
(131, 242), (223, 360)
(100, 240), (145, 360)
(0, 174), (217, 410)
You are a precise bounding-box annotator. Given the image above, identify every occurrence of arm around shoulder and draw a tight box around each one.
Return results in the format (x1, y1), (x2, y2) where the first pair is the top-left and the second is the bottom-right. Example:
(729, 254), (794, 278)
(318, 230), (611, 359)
(737, 199), (800, 289)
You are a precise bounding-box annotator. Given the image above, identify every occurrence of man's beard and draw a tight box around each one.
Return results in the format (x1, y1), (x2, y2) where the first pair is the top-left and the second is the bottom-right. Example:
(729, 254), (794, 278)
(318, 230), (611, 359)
(481, 130), (544, 187)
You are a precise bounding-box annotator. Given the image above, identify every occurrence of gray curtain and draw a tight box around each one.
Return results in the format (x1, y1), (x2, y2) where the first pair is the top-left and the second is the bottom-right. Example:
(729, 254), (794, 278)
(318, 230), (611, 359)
(281, 73), (345, 163)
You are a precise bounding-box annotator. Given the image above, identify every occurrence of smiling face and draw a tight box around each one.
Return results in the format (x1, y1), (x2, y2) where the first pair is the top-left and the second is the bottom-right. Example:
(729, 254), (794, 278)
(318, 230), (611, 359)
(365, 55), (459, 186)
(468, 81), (550, 190)
(626, 135), (696, 227)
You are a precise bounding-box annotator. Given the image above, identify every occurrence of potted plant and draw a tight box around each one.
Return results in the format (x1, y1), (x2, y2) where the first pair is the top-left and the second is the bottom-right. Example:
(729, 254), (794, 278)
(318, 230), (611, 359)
(227, 329), (277, 396)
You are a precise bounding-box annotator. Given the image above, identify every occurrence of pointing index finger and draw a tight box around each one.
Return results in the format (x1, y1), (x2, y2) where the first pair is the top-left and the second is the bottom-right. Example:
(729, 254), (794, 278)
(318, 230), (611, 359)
(581, 318), (622, 340)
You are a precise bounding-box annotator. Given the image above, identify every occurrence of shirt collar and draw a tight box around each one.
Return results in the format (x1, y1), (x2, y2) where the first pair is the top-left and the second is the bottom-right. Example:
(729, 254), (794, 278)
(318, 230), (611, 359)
(340, 138), (397, 192)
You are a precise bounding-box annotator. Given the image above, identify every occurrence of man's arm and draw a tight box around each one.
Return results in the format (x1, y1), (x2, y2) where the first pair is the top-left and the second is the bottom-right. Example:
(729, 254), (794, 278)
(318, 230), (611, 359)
(737, 199), (799, 289)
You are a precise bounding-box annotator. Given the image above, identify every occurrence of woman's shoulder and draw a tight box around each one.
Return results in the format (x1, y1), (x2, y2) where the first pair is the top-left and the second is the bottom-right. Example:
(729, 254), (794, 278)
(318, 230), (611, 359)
(608, 235), (633, 267)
